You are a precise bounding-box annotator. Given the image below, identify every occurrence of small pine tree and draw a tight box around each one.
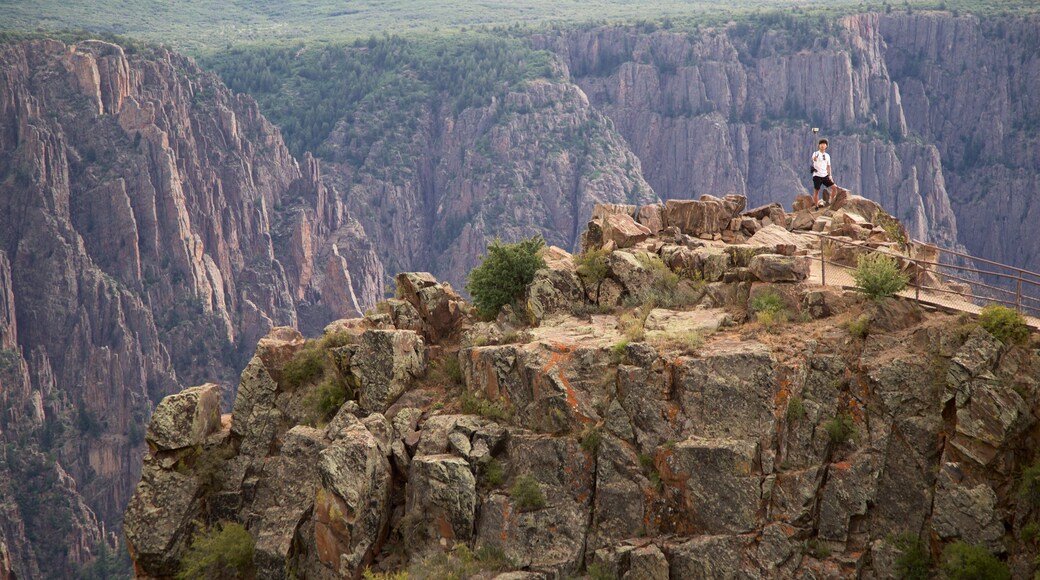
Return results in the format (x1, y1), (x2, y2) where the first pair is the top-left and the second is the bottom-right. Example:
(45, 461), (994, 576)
(466, 236), (546, 320)
(177, 522), (255, 580)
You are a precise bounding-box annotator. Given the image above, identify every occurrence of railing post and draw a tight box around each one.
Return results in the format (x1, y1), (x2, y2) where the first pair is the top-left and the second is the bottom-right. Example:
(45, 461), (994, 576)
(915, 258), (920, 304)
(820, 236), (826, 287)
(1017, 277), (1023, 313)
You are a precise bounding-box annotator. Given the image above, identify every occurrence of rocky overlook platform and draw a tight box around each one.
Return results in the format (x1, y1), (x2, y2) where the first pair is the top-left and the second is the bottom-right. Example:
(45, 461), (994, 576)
(125, 194), (1040, 579)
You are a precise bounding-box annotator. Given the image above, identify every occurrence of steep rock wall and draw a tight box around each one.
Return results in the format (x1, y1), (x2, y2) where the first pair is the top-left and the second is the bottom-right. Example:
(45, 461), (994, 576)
(876, 13), (1040, 272)
(0, 39), (382, 578)
(535, 17), (962, 250)
(322, 78), (657, 290)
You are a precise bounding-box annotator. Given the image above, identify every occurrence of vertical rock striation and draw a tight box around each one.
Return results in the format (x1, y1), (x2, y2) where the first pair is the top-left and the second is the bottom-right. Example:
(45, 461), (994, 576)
(0, 39), (382, 578)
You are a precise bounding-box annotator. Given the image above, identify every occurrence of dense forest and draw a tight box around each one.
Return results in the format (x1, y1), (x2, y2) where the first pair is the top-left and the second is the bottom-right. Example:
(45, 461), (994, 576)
(201, 34), (558, 160)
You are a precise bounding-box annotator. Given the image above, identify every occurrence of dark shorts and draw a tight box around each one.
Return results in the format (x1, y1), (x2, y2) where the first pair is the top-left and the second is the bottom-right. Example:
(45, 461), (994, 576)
(813, 175), (834, 190)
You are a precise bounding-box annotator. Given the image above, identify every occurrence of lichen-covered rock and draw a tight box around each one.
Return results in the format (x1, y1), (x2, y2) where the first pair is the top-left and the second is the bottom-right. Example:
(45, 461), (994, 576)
(748, 254), (810, 283)
(314, 424), (392, 576)
(475, 435), (594, 576)
(931, 465), (1005, 552)
(252, 426), (327, 578)
(526, 267), (586, 323)
(405, 455), (477, 554)
(231, 355), (282, 458)
(663, 199), (731, 236)
(395, 272), (467, 342)
(659, 437), (762, 534)
(146, 384), (221, 452)
(607, 250), (654, 299)
(124, 467), (202, 577)
(336, 329), (427, 413)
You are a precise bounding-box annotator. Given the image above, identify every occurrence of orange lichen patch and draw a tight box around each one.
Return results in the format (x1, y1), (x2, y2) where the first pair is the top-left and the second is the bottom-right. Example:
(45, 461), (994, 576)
(830, 461), (852, 471)
(538, 343), (595, 424)
(847, 399), (866, 422)
(499, 502), (513, 543)
(781, 523), (798, 537)
(435, 514), (455, 543)
(314, 488), (351, 568)
(773, 377), (793, 419)
(664, 404), (681, 424)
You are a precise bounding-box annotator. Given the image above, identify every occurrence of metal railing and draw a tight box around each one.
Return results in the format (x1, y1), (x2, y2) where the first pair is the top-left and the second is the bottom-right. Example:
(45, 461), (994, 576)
(811, 232), (1040, 320)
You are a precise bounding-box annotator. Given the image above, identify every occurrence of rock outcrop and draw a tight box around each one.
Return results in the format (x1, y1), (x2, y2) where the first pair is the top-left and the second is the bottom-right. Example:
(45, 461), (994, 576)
(126, 201), (1040, 579)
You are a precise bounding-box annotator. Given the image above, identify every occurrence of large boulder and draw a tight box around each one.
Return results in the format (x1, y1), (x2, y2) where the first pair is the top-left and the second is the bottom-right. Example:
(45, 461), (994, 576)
(334, 329), (427, 413)
(748, 254), (810, 283)
(746, 224), (814, 252)
(663, 199), (731, 236)
(404, 455), (477, 554)
(146, 383), (221, 452)
(608, 251), (654, 299)
(231, 356), (283, 458)
(637, 204), (665, 235)
(395, 272), (468, 342)
(602, 213), (652, 249)
(124, 467), (203, 577)
(314, 424), (392, 576)
(526, 266), (586, 323)
(592, 204), (637, 220)
(252, 426), (327, 578)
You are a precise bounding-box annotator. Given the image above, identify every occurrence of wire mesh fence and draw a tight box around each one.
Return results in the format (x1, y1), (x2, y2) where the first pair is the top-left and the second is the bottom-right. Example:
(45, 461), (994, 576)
(811, 233), (1040, 325)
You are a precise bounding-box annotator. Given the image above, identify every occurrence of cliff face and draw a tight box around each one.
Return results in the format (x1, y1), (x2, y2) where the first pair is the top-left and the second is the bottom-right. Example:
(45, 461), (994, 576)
(0, 39), (382, 578)
(125, 200), (1040, 578)
(322, 78), (657, 291)
(534, 15), (962, 252)
(875, 13), (1040, 272)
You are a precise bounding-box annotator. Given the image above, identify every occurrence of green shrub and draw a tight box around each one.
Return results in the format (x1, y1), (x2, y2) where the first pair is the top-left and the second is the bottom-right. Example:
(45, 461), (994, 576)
(1021, 522), (1040, 544)
(847, 314), (871, 339)
(635, 254), (702, 308)
(890, 532), (931, 580)
(786, 396), (806, 422)
(876, 213), (909, 249)
(282, 343), (327, 388)
(823, 413), (855, 444)
(979, 304), (1029, 345)
(510, 475), (546, 511)
(853, 253), (909, 300)
(576, 248), (610, 301)
(466, 236), (546, 320)
(1018, 459), (1040, 506)
(177, 522), (255, 580)
(460, 392), (512, 422)
(306, 377), (351, 424)
(431, 354), (463, 387)
(940, 541), (1009, 580)
(579, 425), (603, 455)
(751, 289), (785, 315)
(587, 562), (613, 580)
(610, 340), (629, 362)
(482, 458), (504, 488)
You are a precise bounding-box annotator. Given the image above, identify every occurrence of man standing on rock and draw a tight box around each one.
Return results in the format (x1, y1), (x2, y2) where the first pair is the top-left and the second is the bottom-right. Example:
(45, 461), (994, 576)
(811, 138), (837, 207)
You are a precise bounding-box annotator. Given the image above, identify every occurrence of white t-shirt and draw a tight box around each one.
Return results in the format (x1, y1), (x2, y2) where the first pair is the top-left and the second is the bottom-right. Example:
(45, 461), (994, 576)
(812, 151), (830, 177)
